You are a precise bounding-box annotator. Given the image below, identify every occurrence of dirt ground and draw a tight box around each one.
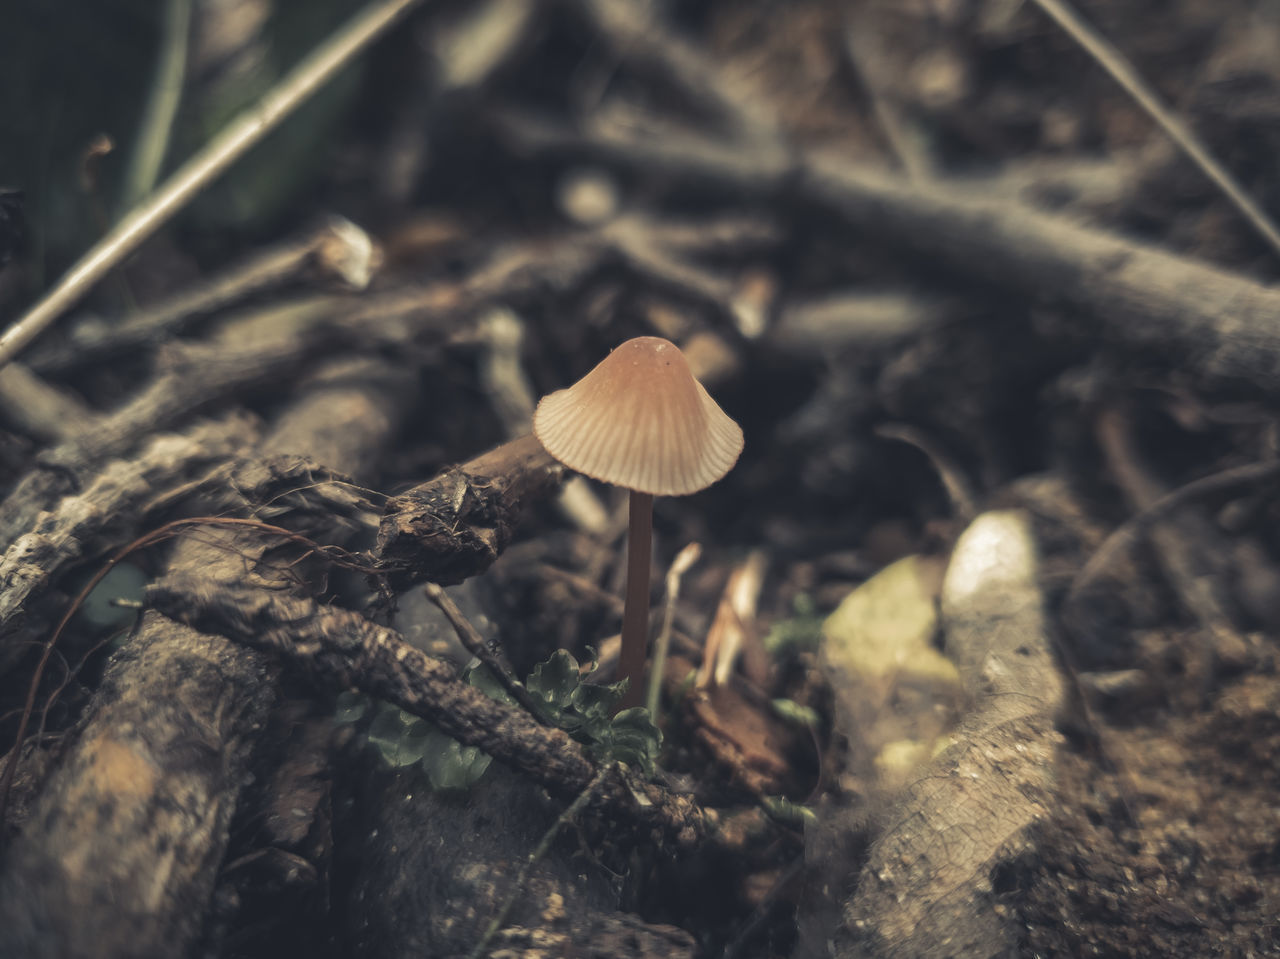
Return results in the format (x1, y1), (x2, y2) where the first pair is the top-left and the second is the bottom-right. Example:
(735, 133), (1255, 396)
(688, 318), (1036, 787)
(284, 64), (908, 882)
(2, 0), (1280, 957)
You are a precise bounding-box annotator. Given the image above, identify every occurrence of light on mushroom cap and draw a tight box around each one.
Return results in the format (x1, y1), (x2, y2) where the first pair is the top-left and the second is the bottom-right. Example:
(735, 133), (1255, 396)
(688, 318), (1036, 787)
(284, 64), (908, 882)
(533, 336), (744, 496)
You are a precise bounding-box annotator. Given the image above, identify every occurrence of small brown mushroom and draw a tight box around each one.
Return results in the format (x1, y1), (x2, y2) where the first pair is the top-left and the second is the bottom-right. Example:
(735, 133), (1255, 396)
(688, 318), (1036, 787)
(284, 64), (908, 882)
(534, 336), (743, 710)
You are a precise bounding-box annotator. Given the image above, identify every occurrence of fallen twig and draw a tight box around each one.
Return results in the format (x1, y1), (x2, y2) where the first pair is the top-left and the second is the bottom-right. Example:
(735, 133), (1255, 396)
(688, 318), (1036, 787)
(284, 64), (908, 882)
(146, 572), (707, 847)
(0, 362), (99, 443)
(30, 218), (377, 374)
(771, 291), (955, 356)
(841, 10), (933, 181)
(376, 433), (568, 588)
(494, 110), (1280, 392)
(424, 581), (550, 724)
(467, 762), (616, 959)
(873, 422), (977, 525)
(566, 0), (781, 146)
(1066, 457), (1280, 612)
(0, 315), (347, 545)
(1092, 405), (1254, 677)
(476, 307), (609, 534)
(833, 511), (1064, 956)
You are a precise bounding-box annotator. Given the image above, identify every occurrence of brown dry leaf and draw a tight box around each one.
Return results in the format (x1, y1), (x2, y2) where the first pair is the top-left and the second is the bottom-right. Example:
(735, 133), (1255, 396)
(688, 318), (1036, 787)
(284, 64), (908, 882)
(687, 684), (794, 797)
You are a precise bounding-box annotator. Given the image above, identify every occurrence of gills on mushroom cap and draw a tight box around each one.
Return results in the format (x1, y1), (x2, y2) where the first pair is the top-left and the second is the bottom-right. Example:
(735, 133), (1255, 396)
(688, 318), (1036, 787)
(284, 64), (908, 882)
(533, 336), (743, 497)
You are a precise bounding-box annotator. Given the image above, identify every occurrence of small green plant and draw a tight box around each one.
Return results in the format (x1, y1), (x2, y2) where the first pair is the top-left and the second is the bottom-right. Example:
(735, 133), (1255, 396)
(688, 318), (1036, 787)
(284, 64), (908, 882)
(763, 593), (824, 655)
(343, 650), (663, 790)
(336, 688), (496, 788)
(761, 794), (817, 828)
(770, 697), (820, 730)
(491, 650), (662, 777)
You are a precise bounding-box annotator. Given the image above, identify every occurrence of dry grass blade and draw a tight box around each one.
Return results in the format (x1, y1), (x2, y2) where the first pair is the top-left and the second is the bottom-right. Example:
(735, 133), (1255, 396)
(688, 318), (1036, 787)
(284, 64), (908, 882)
(120, 0), (192, 211)
(1065, 457), (1280, 611)
(1027, 0), (1280, 262)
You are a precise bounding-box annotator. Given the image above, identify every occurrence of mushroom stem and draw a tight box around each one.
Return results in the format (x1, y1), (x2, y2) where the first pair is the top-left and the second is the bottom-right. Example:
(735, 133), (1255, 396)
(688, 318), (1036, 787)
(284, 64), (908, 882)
(617, 490), (654, 711)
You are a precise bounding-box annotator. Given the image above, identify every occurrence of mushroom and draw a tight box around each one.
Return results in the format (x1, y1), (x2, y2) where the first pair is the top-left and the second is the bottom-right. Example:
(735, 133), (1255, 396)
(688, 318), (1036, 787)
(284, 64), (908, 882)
(533, 336), (743, 709)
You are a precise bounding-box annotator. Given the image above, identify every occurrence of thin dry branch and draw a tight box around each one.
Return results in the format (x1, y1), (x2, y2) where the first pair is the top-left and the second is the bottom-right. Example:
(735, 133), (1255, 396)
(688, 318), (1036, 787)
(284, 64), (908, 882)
(771, 292), (954, 356)
(1093, 405), (1254, 676)
(30, 218), (376, 374)
(425, 582), (551, 723)
(494, 111), (1280, 392)
(1066, 457), (1280, 612)
(566, 0), (781, 145)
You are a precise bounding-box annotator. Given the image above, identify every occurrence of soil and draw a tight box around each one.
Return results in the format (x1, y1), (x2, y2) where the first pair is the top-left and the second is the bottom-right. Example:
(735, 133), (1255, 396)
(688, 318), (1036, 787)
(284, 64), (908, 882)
(1016, 648), (1280, 957)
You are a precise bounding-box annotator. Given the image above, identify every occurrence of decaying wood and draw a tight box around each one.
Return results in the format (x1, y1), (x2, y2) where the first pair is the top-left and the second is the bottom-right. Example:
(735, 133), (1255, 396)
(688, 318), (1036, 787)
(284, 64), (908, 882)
(833, 511), (1065, 958)
(0, 612), (277, 959)
(0, 232), (603, 558)
(0, 413), (258, 674)
(0, 360), (585, 959)
(377, 433), (568, 588)
(0, 323), (349, 546)
(202, 453), (382, 532)
(0, 357), (412, 958)
(146, 569), (708, 848)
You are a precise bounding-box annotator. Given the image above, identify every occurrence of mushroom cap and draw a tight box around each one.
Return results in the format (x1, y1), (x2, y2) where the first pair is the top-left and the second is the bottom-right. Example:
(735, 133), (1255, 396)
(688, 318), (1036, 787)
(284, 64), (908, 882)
(533, 336), (744, 496)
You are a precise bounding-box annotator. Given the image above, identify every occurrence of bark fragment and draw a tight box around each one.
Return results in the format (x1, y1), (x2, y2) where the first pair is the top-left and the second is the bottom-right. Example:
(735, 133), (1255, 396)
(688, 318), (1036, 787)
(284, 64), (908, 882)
(0, 613), (276, 958)
(0, 413), (257, 673)
(376, 433), (567, 588)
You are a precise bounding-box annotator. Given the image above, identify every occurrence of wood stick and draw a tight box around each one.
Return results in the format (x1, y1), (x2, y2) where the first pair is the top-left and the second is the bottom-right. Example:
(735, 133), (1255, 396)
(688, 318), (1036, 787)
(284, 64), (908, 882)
(0, 355), (412, 957)
(494, 111), (1280, 392)
(144, 570), (707, 847)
